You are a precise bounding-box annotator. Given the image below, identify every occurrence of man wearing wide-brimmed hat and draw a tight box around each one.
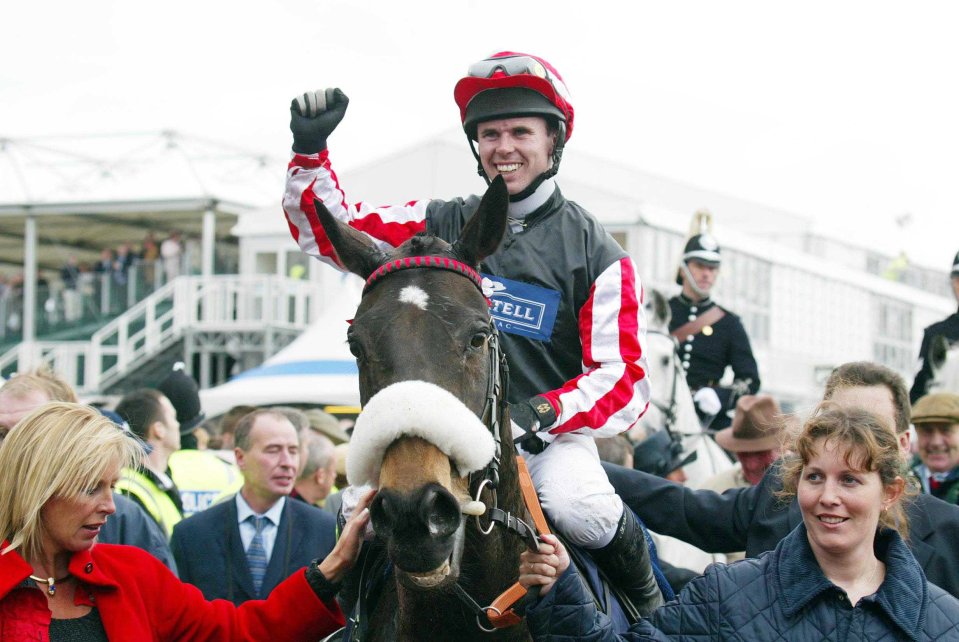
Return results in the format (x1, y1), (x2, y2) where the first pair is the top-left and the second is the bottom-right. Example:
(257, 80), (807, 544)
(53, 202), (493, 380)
(702, 394), (785, 491)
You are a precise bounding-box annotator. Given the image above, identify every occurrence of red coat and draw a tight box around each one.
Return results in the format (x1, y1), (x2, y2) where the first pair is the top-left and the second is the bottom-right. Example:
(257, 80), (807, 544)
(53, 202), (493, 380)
(0, 542), (344, 641)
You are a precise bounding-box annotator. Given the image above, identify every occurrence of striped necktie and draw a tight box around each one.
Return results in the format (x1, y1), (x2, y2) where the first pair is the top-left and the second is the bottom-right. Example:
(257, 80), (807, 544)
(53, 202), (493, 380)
(246, 515), (269, 595)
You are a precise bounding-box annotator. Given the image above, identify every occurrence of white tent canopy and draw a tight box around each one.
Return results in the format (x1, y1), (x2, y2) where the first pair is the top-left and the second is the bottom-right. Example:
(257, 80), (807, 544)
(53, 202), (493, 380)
(200, 286), (362, 417)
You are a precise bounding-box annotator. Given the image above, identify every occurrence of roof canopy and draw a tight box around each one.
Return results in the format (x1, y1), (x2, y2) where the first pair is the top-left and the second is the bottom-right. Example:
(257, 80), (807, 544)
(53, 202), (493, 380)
(0, 131), (285, 272)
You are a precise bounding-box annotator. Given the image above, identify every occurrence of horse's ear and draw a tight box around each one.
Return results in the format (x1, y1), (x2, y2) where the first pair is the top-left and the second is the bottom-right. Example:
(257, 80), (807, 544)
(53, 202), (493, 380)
(453, 175), (508, 266)
(313, 199), (386, 279)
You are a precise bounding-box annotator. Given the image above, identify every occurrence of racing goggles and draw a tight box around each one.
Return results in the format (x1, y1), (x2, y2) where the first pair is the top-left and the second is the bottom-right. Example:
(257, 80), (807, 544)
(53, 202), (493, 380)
(468, 55), (551, 81)
(467, 55), (571, 102)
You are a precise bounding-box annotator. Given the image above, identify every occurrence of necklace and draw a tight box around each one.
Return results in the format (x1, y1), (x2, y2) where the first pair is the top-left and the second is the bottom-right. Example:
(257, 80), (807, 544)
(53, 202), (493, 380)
(29, 573), (72, 596)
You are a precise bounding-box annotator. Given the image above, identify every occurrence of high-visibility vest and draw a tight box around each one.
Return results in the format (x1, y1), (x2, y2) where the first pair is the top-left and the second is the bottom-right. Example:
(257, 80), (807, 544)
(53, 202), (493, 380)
(168, 449), (243, 518)
(116, 468), (182, 539)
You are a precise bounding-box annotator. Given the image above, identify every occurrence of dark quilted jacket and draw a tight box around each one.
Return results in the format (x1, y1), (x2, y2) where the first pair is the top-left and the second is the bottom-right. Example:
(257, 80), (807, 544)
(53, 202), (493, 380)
(527, 525), (959, 641)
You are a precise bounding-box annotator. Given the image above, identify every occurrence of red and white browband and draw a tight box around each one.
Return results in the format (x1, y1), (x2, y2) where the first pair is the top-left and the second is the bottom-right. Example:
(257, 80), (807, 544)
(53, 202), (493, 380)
(363, 256), (483, 295)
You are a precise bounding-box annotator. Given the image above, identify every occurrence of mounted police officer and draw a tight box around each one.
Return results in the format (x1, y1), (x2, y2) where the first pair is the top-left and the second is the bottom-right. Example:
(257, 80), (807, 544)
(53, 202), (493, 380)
(669, 212), (760, 430)
(911, 250), (959, 403)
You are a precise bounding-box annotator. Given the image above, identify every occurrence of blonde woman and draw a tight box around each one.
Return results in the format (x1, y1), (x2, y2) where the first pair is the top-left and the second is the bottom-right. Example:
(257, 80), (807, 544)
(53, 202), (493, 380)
(0, 402), (372, 641)
(519, 405), (959, 640)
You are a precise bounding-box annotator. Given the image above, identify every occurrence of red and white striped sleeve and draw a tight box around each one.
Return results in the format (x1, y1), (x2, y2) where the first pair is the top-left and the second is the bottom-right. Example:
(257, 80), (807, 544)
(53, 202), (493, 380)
(282, 150), (429, 269)
(541, 257), (651, 438)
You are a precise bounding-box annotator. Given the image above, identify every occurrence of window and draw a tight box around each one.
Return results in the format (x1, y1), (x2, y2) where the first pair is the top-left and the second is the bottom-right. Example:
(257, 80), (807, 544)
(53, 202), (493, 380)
(872, 295), (913, 374)
(254, 252), (277, 275)
(286, 250), (310, 279)
(715, 250), (771, 346)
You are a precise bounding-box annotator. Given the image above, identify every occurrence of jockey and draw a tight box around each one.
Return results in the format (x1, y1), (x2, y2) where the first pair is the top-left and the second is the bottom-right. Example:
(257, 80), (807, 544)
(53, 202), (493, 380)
(283, 51), (662, 613)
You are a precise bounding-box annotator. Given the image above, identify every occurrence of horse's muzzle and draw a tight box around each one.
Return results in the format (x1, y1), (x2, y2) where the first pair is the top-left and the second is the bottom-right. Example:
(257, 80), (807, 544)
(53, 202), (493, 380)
(371, 483), (466, 585)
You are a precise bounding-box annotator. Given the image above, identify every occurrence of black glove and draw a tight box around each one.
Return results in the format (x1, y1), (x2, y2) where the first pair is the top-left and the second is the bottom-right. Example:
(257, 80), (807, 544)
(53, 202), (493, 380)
(509, 396), (557, 455)
(290, 88), (350, 154)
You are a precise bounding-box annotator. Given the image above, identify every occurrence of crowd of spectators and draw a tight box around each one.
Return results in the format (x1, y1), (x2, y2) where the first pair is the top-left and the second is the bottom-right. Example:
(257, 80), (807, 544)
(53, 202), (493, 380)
(0, 231), (190, 340)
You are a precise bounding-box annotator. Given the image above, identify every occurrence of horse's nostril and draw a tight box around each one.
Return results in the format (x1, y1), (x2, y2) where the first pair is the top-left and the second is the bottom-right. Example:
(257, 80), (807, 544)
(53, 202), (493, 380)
(418, 486), (461, 539)
(369, 493), (394, 536)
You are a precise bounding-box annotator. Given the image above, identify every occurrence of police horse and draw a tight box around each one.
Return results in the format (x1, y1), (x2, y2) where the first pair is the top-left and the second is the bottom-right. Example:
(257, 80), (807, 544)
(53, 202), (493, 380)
(314, 177), (648, 641)
(636, 289), (734, 485)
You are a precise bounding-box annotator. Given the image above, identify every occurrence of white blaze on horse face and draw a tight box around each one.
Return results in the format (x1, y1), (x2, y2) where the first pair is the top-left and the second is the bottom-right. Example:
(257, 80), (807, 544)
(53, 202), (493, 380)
(398, 285), (429, 310)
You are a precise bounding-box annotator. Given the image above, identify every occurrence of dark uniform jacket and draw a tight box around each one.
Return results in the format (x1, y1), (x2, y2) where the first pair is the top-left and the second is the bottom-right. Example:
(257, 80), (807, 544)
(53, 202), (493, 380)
(603, 461), (959, 599)
(668, 294), (759, 427)
(911, 307), (959, 403)
(527, 526), (959, 641)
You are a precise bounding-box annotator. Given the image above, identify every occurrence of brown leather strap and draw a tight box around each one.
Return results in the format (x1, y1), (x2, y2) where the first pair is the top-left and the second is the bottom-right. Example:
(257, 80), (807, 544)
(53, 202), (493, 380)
(486, 456), (551, 628)
(516, 456), (551, 536)
(670, 305), (725, 341)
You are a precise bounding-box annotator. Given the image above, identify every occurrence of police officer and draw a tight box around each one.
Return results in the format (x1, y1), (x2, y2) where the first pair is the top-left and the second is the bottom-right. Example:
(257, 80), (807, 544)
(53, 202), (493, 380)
(161, 363), (243, 517)
(911, 250), (959, 403)
(669, 218), (760, 430)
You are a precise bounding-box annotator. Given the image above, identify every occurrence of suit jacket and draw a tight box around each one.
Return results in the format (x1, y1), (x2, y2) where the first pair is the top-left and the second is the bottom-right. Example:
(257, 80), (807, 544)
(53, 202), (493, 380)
(603, 461), (959, 599)
(100, 492), (178, 574)
(170, 495), (336, 605)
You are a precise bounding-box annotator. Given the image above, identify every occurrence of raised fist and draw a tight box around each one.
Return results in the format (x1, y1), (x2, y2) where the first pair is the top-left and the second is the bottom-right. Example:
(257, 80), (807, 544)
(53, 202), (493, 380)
(290, 88), (350, 154)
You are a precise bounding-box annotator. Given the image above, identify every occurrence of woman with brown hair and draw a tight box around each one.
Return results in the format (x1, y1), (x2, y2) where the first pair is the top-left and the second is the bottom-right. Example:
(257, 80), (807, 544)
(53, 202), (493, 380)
(519, 404), (959, 640)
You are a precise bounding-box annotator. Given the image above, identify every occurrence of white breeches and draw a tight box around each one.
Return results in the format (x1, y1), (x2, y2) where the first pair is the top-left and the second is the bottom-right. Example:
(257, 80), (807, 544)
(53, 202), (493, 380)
(522, 432), (624, 549)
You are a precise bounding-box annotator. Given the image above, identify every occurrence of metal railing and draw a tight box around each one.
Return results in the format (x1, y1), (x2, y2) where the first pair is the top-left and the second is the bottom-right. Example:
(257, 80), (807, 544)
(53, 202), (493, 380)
(0, 275), (320, 394)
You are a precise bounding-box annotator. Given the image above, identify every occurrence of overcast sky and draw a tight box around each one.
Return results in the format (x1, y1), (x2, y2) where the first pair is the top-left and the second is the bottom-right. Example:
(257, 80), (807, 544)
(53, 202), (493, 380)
(3, 0), (957, 272)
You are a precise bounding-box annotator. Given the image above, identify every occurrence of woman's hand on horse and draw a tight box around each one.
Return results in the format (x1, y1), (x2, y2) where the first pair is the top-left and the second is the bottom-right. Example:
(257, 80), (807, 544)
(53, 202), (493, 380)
(318, 488), (377, 583)
(518, 534), (570, 596)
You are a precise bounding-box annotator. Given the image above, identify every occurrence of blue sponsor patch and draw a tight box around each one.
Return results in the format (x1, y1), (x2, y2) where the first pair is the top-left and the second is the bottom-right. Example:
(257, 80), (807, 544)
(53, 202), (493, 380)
(481, 274), (560, 342)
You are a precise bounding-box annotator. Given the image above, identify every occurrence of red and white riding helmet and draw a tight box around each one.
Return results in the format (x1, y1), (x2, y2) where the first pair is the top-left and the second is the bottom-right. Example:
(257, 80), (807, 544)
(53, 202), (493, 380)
(454, 51), (575, 142)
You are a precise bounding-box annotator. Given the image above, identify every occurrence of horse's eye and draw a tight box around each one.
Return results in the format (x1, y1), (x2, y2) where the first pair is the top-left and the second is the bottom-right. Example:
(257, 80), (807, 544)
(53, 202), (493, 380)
(348, 338), (365, 359)
(469, 332), (488, 349)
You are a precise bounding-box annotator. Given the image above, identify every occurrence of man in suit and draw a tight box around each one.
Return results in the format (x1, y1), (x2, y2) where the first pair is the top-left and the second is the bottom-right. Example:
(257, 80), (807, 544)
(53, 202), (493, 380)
(170, 409), (336, 604)
(603, 361), (959, 599)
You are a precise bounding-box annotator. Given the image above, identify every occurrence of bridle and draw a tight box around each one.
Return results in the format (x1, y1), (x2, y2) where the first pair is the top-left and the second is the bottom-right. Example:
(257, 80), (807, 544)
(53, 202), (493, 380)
(362, 255), (542, 633)
(646, 328), (684, 437)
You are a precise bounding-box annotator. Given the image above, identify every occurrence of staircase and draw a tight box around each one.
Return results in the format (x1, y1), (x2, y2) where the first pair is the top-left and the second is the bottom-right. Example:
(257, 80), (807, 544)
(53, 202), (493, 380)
(0, 275), (321, 395)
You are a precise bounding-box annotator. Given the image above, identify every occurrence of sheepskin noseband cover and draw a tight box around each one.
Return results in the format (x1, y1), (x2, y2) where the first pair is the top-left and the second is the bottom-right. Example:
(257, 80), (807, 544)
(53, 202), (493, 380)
(347, 380), (496, 487)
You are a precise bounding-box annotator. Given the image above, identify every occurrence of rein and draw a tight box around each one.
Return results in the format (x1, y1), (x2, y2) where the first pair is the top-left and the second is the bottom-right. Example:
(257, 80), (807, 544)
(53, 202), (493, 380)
(360, 253), (548, 634)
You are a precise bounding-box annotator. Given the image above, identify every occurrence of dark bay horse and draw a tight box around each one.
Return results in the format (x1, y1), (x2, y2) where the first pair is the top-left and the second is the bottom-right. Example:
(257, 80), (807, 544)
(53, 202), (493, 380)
(315, 177), (534, 641)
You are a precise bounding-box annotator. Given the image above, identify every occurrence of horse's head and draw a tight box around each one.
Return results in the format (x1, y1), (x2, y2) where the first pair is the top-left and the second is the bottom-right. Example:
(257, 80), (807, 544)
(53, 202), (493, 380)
(314, 177), (509, 591)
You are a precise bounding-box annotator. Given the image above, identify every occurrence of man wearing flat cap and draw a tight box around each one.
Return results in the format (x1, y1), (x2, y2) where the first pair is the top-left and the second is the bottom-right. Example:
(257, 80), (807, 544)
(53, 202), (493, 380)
(912, 392), (959, 505)
(911, 250), (959, 403)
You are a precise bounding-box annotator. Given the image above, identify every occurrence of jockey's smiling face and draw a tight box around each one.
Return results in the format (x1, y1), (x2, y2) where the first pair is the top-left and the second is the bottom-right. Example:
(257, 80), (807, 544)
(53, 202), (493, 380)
(476, 116), (555, 196)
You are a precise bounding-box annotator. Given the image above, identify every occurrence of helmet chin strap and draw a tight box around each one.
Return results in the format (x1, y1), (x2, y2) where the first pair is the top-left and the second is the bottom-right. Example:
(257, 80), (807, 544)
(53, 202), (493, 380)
(680, 261), (712, 300)
(466, 122), (567, 203)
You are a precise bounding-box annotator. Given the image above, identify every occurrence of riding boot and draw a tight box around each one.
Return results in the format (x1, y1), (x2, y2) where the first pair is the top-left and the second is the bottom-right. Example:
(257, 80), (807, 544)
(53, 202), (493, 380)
(589, 509), (665, 617)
